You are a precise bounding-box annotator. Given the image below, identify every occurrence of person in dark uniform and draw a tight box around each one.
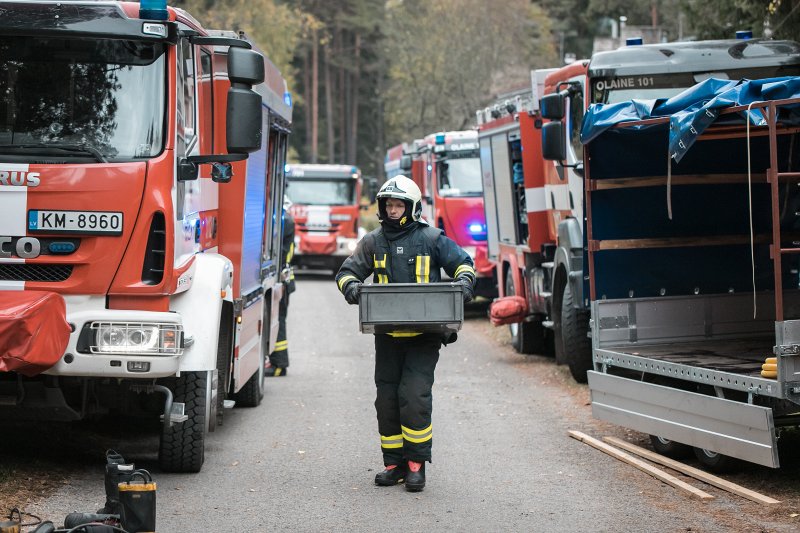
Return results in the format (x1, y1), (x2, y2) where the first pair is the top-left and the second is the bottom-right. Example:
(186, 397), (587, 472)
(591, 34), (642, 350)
(266, 196), (296, 377)
(335, 175), (475, 492)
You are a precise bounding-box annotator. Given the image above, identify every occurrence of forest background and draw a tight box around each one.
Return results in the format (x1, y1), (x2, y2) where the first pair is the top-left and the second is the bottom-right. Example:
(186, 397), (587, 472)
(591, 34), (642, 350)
(174, 0), (800, 180)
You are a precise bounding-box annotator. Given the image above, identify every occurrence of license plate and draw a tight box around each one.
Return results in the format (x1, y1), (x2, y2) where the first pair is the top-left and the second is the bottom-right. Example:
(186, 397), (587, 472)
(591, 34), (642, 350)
(28, 210), (123, 235)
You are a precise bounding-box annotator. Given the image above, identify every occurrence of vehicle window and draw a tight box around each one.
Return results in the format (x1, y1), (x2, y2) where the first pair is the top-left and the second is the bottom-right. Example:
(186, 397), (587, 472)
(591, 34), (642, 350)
(438, 155), (482, 197)
(176, 39), (196, 153)
(0, 36), (166, 162)
(198, 50), (213, 155)
(567, 83), (584, 161)
(286, 179), (355, 205)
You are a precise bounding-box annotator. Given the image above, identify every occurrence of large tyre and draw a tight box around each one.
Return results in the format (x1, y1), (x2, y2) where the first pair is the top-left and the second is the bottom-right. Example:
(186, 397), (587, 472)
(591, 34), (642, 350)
(234, 346), (265, 407)
(159, 371), (209, 473)
(693, 447), (738, 474)
(505, 272), (547, 355)
(649, 435), (691, 458)
(560, 283), (592, 383)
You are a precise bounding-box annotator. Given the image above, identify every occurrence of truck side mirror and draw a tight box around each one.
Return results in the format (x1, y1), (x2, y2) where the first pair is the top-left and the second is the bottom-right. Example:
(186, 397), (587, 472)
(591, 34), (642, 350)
(540, 93), (565, 120)
(400, 155), (412, 172)
(541, 122), (566, 161)
(226, 48), (265, 154)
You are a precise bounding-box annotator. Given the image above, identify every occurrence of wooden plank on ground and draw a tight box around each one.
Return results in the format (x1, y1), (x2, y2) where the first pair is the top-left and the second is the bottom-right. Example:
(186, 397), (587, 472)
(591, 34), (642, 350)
(602, 436), (780, 505)
(568, 431), (714, 501)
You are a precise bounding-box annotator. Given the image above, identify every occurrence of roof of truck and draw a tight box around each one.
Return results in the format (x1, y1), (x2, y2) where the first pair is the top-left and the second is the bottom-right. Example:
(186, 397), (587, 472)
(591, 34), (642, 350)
(589, 39), (800, 78)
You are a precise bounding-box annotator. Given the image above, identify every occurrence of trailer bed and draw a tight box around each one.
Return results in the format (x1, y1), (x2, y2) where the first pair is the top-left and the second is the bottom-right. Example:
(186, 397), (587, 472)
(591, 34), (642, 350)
(608, 337), (773, 377)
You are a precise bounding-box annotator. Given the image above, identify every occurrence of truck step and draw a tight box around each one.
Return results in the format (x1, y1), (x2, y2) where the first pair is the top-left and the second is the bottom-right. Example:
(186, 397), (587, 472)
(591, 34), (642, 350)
(542, 320), (554, 329)
(160, 402), (189, 424)
(223, 399), (236, 409)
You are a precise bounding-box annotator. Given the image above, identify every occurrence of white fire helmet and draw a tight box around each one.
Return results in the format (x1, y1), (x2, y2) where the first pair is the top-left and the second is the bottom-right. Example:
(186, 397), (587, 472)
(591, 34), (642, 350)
(376, 175), (422, 223)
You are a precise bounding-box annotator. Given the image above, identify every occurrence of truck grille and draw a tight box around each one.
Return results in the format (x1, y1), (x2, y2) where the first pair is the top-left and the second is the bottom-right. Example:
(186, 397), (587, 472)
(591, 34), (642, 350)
(0, 264), (73, 282)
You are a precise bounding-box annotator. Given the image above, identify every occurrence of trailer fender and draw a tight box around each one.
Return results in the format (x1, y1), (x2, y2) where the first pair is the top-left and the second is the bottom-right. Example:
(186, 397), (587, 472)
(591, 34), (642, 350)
(555, 217), (584, 309)
(171, 254), (234, 372)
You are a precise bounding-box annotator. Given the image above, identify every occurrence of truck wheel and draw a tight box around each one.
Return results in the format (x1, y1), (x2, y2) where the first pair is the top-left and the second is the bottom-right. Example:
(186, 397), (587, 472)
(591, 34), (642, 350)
(505, 272), (546, 355)
(649, 435), (691, 458)
(692, 447), (737, 473)
(158, 371), (209, 473)
(560, 283), (592, 383)
(234, 347), (265, 407)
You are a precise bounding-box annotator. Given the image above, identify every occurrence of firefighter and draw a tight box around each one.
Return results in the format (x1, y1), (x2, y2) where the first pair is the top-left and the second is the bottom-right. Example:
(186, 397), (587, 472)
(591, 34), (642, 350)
(266, 196), (296, 377)
(335, 175), (475, 492)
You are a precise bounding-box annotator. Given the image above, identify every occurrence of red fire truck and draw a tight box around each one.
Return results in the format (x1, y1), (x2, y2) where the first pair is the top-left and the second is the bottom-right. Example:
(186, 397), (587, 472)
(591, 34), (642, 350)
(388, 131), (495, 297)
(0, 1), (292, 472)
(481, 36), (800, 383)
(285, 164), (363, 271)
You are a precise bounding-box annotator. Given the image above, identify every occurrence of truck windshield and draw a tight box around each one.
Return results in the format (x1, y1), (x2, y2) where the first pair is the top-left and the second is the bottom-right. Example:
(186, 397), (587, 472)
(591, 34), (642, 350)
(438, 155), (482, 197)
(287, 179), (356, 206)
(0, 36), (166, 162)
(593, 65), (800, 104)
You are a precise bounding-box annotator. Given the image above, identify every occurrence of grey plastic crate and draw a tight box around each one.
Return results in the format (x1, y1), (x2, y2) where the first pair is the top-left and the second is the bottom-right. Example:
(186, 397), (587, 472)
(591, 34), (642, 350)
(359, 282), (464, 334)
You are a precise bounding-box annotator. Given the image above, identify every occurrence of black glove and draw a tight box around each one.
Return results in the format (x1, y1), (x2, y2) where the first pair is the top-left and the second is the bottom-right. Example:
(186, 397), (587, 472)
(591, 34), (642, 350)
(344, 281), (362, 305)
(457, 277), (474, 303)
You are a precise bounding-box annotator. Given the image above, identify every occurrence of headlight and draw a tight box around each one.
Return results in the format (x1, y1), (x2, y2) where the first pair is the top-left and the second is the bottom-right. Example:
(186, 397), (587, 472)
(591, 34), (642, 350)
(88, 322), (182, 355)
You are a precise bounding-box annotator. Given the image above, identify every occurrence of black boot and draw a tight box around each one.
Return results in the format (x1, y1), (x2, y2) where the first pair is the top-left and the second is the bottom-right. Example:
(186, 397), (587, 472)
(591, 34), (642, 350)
(405, 461), (425, 492)
(374, 464), (406, 486)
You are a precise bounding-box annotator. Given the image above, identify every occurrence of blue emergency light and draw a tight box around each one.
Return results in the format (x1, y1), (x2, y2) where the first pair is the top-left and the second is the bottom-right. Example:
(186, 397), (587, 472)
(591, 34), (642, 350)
(468, 223), (487, 241)
(140, 0), (169, 20)
(435, 134), (446, 145)
(736, 30), (753, 40)
(626, 37), (643, 46)
(284, 91), (293, 108)
(49, 241), (76, 254)
(468, 223), (484, 234)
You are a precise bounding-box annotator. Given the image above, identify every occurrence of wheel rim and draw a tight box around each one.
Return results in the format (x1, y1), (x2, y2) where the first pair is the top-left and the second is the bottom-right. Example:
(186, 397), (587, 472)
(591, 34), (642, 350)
(207, 369), (218, 432)
(655, 436), (672, 446)
(699, 448), (719, 459)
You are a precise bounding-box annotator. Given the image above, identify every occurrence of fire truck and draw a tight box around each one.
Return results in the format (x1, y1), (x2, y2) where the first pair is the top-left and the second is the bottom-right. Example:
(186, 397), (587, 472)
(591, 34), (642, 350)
(389, 131), (495, 298)
(0, 1), (292, 472)
(575, 80), (800, 471)
(480, 36), (800, 382)
(285, 164), (363, 272)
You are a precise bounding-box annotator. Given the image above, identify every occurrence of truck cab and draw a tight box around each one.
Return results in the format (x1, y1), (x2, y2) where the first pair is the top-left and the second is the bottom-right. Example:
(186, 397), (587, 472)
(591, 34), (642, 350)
(285, 163), (363, 272)
(0, 1), (292, 472)
(397, 131), (496, 298)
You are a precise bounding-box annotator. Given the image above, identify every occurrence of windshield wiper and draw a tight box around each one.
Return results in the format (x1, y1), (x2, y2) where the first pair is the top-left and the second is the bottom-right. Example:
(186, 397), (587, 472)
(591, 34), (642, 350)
(1, 143), (108, 163)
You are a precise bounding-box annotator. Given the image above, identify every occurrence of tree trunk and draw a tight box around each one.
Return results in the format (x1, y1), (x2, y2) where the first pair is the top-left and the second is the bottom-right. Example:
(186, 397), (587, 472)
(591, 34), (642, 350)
(311, 27), (319, 163)
(338, 28), (346, 163)
(303, 49), (311, 158)
(348, 32), (361, 165)
(324, 44), (335, 163)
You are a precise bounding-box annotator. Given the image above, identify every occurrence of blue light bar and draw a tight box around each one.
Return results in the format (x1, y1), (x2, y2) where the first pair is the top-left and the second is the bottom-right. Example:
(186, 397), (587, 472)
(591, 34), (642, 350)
(435, 134), (445, 145)
(283, 91), (293, 107)
(140, 0), (169, 20)
(736, 30), (753, 40)
(626, 37), (643, 46)
(468, 223), (485, 234)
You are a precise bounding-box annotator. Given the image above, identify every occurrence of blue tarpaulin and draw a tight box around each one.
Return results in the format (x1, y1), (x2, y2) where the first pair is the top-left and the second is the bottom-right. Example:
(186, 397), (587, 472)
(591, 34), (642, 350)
(580, 77), (800, 162)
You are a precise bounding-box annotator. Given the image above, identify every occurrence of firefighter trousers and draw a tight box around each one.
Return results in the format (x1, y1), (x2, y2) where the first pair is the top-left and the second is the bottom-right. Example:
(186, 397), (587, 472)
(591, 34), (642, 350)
(269, 290), (289, 368)
(374, 333), (441, 465)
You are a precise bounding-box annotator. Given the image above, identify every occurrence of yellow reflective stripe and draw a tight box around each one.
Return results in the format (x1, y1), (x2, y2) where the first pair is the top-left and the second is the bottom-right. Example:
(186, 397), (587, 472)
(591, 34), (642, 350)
(387, 332), (422, 337)
(402, 424), (432, 443)
(377, 274), (388, 284)
(381, 434), (404, 449)
(373, 254), (387, 268)
(454, 265), (475, 278)
(338, 275), (358, 291)
(286, 243), (294, 263)
(415, 255), (422, 283)
(423, 255), (430, 283)
(274, 340), (288, 351)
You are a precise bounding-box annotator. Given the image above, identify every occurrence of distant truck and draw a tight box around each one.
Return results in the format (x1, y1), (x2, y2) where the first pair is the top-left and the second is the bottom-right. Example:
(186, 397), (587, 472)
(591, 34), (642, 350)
(285, 163), (363, 271)
(387, 131), (496, 298)
(480, 35), (800, 382)
(572, 79), (800, 471)
(0, 0), (292, 472)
